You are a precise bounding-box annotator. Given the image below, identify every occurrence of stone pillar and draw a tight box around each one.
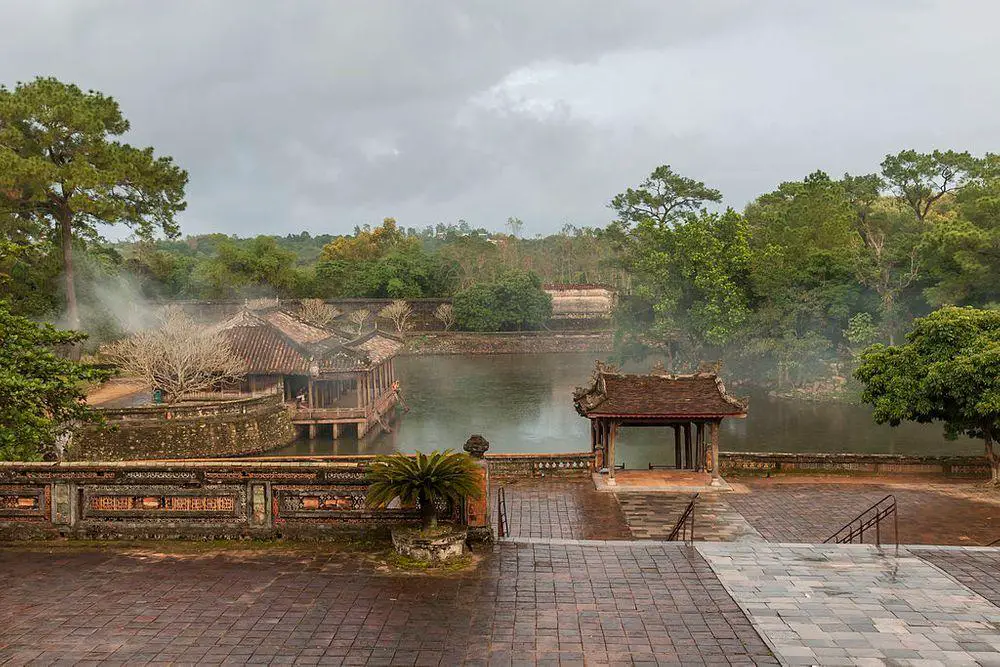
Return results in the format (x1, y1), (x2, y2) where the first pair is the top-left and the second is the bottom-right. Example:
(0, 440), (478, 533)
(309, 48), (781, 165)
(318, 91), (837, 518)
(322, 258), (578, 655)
(308, 424), (318, 439)
(331, 423), (342, 440)
(464, 434), (492, 543)
(710, 421), (722, 486)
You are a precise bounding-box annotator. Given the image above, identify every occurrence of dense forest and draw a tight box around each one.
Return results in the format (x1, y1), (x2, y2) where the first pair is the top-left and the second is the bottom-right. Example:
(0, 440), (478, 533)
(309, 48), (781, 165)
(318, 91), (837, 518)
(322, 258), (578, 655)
(2, 83), (998, 396)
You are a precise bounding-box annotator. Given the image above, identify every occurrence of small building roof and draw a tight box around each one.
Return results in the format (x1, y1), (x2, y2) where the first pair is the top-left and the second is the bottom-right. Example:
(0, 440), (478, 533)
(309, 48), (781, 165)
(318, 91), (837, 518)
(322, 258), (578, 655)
(573, 362), (748, 420)
(215, 305), (402, 377)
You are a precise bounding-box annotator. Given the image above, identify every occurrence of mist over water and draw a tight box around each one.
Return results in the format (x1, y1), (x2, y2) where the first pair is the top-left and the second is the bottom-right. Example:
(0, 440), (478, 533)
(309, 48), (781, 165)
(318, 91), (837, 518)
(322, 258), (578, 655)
(271, 353), (980, 460)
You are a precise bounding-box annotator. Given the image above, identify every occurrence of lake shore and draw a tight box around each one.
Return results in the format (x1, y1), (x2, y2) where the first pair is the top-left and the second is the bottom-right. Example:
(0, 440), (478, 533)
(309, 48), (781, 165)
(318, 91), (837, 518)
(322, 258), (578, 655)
(401, 330), (613, 355)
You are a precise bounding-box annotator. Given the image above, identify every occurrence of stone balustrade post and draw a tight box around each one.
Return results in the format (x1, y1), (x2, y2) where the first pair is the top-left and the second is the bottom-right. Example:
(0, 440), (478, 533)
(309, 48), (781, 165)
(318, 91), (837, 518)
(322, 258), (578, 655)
(463, 434), (492, 543)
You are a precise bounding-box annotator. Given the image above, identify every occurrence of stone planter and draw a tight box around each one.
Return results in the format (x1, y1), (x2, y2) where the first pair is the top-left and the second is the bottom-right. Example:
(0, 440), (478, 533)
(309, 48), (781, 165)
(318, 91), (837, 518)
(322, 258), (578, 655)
(391, 525), (467, 561)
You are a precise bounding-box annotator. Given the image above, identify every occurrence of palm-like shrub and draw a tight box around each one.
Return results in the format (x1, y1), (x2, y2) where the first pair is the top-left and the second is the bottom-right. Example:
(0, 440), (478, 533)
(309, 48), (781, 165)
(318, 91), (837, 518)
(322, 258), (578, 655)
(367, 450), (482, 529)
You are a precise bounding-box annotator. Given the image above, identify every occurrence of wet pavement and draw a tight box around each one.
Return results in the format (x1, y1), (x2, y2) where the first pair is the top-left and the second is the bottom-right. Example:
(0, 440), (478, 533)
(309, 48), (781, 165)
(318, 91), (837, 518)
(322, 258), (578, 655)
(491, 480), (631, 541)
(3, 478), (1000, 664)
(0, 543), (775, 666)
(700, 543), (1000, 666)
(726, 480), (1000, 546)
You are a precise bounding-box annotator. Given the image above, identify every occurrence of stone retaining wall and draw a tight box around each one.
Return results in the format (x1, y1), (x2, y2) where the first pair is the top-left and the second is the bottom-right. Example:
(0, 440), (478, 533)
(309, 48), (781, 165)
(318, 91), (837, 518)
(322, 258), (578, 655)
(70, 395), (296, 461)
(719, 451), (990, 477)
(403, 331), (612, 355)
(0, 459), (463, 540)
(169, 299), (610, 333)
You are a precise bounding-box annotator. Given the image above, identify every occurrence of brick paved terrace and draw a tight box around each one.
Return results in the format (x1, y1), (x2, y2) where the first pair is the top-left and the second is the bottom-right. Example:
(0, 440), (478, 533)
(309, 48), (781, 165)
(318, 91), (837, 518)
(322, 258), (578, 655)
(726, 477), (1000, 545)
(0, 542), (775, 666)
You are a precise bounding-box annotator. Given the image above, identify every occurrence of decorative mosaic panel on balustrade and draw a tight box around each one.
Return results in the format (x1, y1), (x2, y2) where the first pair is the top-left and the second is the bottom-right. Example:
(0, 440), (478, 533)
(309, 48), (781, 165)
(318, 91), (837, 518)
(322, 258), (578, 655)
(0, 485), (49, 521)
(82, 485), (247, 522)
(271, 485), (447, 525)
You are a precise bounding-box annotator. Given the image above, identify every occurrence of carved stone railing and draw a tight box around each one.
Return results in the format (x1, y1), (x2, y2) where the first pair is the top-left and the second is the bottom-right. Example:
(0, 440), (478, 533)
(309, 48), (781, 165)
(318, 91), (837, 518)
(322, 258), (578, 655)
(484, 452), (593, 479)
(719, 451), (989, 477)
(0, 459), (465, 540)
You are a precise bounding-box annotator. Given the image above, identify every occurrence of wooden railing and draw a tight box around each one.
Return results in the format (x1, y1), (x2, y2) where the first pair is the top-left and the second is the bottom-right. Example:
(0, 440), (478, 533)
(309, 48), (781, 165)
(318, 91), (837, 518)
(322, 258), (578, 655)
(291, 406), (366, 421)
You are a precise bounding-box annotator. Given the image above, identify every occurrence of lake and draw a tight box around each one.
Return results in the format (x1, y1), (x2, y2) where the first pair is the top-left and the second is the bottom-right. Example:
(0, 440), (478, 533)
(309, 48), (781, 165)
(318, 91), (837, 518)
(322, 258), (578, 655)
(270, 353), (980, 461)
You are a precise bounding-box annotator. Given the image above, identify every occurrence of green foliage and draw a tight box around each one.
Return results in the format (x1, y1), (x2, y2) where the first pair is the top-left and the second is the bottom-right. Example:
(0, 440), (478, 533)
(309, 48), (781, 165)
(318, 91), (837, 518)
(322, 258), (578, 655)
(366, 450), (482, 529)
(610, 164), (722, 229)
(0, 77), (188, 327)
(844, 313), (880, 350)
(855, 306), (1000, 480)
(0, 301), (110, 460)
(452, 270), (553, 331)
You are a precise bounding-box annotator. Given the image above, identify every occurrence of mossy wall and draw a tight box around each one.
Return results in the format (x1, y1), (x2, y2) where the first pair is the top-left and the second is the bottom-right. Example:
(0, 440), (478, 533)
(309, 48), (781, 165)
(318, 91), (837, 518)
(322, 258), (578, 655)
(70, 395), (296, 461)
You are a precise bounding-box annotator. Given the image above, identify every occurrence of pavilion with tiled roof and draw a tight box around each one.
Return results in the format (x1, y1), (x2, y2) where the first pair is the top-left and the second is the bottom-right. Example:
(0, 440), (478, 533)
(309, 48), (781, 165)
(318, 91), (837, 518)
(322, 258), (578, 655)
(573, 361), (748, 485)
(215, 305), (403, 439)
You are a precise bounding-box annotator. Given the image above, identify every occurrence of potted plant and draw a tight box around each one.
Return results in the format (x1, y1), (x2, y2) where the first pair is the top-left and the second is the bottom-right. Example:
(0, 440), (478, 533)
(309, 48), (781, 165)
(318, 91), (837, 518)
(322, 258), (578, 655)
(367, 449), (483, 560)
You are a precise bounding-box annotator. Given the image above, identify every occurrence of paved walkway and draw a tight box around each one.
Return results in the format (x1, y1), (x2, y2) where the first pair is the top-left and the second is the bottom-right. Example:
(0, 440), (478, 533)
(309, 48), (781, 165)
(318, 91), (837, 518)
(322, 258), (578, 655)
(491, 480), (631, 540)
(615, 494), (762, 542)
(700, 543), (1000, 666)
(727, 481), (1000, 545)
(5, 543), (1000, 665)
(0, 543), (775, 665)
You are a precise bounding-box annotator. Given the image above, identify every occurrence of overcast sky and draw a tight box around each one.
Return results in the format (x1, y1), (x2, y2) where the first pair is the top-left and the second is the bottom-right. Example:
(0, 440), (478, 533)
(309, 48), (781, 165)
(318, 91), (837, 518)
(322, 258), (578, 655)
(3, 1), (999, 238)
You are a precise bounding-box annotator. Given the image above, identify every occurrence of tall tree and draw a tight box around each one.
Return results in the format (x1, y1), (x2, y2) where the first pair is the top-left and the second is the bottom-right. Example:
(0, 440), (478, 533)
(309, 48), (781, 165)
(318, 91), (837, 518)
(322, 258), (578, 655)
(855, 306), (1000, 482)
(610, 164), (722, 230)
(880, 149), (982, 221)
(0, 77), (187, 331)
(842, 172), (922, 344)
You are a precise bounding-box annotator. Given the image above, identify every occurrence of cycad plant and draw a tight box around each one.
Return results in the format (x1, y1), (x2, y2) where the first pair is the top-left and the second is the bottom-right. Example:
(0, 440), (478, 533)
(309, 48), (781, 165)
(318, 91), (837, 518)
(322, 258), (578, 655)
(367, 450), (483, 530)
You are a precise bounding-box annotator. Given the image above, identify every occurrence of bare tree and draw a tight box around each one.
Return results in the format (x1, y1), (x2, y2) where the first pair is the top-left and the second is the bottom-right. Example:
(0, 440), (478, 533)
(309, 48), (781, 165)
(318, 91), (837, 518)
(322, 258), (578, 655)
(379, 299), (413, 333)
(348, 308), (371, 335)
(102, 307), (246, 403)
(434, 303), (455, 330)
(297, 298), (340, 327)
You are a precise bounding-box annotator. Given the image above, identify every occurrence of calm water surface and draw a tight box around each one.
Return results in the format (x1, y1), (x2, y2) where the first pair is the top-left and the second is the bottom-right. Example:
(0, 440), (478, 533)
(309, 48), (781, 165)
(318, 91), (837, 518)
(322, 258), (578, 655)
(272, 353), (979, 462)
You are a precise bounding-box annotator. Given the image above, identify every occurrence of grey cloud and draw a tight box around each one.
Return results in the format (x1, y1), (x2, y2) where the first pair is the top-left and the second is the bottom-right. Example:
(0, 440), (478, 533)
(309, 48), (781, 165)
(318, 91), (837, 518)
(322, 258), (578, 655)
(1, 0), (998, 237)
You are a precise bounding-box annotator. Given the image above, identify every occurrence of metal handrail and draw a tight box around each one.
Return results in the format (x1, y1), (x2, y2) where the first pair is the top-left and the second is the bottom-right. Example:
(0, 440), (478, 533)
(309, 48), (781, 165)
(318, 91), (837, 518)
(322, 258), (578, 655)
(666, 493), (698, 542)
(496, 486), (509, 539)
(824, 494), (898, 551)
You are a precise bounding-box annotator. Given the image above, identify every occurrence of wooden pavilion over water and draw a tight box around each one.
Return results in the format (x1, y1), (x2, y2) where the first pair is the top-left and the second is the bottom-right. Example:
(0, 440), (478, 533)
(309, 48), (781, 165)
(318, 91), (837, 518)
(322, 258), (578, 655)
(573, 362), (748, 486)
(215, 305), (403, 440)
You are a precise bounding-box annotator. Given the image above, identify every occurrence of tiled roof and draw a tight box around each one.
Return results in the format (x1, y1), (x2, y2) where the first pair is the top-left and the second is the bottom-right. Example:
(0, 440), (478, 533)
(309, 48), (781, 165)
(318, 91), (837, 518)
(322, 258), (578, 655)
(574, 363), (748, 419)
(223, 325), (310, 374)
(216, 307), (398, 376)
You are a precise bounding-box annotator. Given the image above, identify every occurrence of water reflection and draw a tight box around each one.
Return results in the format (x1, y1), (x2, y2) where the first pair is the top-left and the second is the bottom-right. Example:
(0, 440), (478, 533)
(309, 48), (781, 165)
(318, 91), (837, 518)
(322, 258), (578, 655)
(269, 353), (978, 460)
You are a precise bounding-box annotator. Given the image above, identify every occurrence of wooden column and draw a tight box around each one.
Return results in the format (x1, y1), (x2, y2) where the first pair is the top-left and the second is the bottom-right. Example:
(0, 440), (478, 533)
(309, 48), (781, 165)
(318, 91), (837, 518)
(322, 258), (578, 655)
(356, 375), (363, 407)
(710, 421), (721, 486)
(674, 425), (682, 469)
(696, 422), (705, 472)
(607, 422), (618, 485)
(684, 423), (693, 470)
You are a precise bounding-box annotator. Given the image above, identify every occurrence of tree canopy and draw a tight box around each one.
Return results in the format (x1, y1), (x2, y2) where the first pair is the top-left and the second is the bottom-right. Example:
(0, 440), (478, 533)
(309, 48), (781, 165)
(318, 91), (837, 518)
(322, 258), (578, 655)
(452, 270), (553, 332)
(0, 77), (187, 331)
(0, 301), (109, 460)
(855, 306), (1000, 481)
